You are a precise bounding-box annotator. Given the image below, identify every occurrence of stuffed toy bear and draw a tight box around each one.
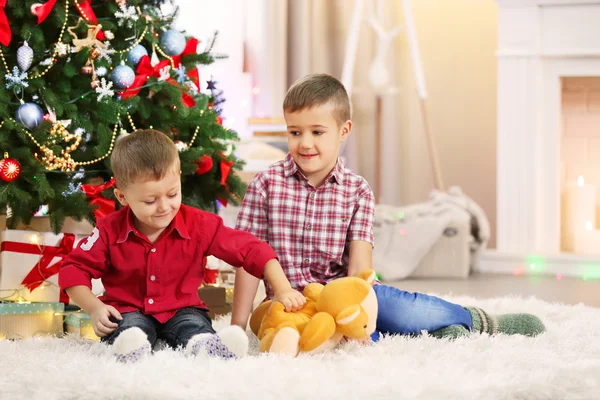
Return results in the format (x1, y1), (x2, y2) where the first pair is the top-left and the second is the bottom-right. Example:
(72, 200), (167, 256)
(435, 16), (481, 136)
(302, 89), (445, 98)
(249, 270), (377, 356)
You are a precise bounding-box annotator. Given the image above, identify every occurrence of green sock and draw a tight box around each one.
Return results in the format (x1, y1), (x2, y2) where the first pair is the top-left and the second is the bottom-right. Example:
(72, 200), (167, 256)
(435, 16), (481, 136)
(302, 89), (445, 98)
(466, 307), (545, 337)
(429, 324), (470, 339)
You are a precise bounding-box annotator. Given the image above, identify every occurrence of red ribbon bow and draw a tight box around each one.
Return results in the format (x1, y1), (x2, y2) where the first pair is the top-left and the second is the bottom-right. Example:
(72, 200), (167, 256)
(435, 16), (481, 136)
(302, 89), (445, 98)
(81, 177), (116, 220)
(0, 0), (11, 46)
(0, 233), (76, 303)
(172, 38), (200, 90)
(0, 0), (106, 46)
(120, 55), (170, 99)
(120, 55), (195, 107)
(34, 0), (105, 40)
(218, 159), (234, 207)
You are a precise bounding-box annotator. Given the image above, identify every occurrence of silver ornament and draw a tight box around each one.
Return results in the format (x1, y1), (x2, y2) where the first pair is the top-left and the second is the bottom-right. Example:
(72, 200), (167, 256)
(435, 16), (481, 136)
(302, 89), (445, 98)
(15, 102), (43, 129)
(127, 44), (148, 66)
(160, 30), (186, 56)
(111, 64), (135, 89)
(17, 41), (34, 71)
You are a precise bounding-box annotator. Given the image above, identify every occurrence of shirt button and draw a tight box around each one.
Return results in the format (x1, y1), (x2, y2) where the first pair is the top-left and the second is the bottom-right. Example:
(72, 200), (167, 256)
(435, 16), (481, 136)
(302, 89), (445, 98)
(150, 275), (156, 281)
(148, 299), (154, 305)
(306, 224), (311, 230)
(310, 193), (316, 199)
(151, 248), (157, 253)
(304, 258), (310, 264)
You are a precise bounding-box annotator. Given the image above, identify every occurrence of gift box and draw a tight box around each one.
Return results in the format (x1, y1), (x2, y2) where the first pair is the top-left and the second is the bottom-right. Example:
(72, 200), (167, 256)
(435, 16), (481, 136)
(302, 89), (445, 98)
(64, 311), (99, 341)
(198, 285), (231, 319)
(0, 301), (64, 340)
(0, 230), (104, 304)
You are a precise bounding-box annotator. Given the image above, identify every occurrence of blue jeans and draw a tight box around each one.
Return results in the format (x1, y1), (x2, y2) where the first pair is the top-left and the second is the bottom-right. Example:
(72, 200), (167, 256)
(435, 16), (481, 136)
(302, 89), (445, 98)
(373, 284), (472, 336)
(102, 307), (215, 348)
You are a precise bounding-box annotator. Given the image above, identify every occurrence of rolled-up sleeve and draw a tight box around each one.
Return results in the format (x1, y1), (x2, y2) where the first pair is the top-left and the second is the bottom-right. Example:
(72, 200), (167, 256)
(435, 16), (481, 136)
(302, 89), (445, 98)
(59, 225), (110, 292)
(234, 173), (269, 242)
(348, 183), (375, 246)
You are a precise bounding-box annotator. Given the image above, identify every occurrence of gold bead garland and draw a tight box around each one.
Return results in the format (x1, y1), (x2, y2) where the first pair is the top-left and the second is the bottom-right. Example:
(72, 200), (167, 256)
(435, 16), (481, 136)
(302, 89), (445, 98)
(127, 112), (200, 147)
(154, 44), (175, 69)
(74, 0), (149, 55)
(0, 0), (70, 79)
(0, 115), (119, 171)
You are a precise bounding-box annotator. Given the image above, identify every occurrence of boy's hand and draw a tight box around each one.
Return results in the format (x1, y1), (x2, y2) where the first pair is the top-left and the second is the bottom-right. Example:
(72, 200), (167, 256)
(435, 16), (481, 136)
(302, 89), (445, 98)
(90, 303), (123, 337)
(273, 288), (306, 312)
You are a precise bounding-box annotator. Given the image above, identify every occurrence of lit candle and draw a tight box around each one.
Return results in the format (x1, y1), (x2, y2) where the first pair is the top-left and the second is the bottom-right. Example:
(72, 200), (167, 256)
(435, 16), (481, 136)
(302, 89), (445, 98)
(562, 176), (597, 252)
(574, 220), (600, 255)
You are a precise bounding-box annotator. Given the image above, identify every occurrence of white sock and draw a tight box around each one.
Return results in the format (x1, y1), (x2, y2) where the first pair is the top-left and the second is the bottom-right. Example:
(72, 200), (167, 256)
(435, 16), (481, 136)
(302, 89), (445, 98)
(186, 326), (248, 359)
(111, 327), (151, 363)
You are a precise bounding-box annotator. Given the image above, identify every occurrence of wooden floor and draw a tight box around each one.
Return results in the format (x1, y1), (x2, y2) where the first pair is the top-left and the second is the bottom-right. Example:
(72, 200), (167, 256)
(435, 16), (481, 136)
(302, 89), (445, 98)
(389, 273), (600, 307)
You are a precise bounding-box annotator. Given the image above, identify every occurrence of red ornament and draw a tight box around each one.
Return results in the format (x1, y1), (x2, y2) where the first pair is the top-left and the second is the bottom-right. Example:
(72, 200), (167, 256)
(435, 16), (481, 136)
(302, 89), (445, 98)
(204, 267), (219, 285)
(195, 155), (213, 175)
(216, 115), (223, 125)
(0, 153), (21, 182)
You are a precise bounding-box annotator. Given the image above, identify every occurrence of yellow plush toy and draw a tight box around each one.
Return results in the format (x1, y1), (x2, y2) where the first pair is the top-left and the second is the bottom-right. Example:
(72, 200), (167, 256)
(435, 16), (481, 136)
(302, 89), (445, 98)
(249, 270), (378, 356)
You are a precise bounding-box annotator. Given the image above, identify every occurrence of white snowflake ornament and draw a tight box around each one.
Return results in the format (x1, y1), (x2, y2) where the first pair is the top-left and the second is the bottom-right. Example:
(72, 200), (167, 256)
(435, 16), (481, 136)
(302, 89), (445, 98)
(115, 3), (139, 28)
(95, 78), (115, 101)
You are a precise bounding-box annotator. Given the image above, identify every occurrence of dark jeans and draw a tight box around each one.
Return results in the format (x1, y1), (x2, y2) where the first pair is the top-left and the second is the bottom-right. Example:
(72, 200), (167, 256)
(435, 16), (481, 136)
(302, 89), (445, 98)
(101, 307), (216, 349)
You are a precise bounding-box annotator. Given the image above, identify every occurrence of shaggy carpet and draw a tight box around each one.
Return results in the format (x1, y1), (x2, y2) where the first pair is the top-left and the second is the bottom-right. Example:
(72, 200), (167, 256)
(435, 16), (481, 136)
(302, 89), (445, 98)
(1, 295), (599, 400)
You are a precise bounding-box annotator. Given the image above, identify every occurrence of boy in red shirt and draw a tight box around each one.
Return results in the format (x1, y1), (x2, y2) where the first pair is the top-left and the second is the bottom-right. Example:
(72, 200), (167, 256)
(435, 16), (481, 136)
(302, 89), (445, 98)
(59, 130), (305, 362)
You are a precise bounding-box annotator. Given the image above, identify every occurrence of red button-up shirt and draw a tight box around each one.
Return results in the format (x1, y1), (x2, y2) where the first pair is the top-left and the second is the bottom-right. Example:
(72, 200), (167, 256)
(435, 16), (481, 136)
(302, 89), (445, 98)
(235, 153), (375, 298)
(59, 204), (276, 323)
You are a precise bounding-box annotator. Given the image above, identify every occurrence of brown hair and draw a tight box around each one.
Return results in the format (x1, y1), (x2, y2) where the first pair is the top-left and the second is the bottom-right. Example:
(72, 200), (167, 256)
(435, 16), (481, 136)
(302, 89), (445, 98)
(283, 73), (351, 126)
(110, 129), (179, 188)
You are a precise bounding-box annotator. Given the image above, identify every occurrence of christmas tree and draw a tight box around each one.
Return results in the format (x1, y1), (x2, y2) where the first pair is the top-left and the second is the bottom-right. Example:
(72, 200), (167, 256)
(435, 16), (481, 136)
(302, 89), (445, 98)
(0, 0), (245, 233)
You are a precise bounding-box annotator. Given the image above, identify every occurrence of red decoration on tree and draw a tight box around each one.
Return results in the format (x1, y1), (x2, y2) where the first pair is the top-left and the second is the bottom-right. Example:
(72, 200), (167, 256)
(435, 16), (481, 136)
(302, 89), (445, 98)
(216, 115), (223, 125)
(195, 154), (213, 175)
(0, 153), (21, 182)
(0, 0), (11, 46)
(81, 177), (116, 220)
(218, 159), (235, 207)
(172, 38), (200, 90)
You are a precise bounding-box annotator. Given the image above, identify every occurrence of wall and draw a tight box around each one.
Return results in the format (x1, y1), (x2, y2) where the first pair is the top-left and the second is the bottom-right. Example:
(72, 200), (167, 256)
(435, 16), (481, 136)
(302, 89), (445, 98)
(171, 0), (253, 137)
(393, 0), (498, 247)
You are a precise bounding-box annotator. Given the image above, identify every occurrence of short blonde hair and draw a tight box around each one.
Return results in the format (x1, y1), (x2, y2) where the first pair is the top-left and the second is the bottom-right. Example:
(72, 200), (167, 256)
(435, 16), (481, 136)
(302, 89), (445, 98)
(283, 73), (351, 126)
(110, 129), (179, 188)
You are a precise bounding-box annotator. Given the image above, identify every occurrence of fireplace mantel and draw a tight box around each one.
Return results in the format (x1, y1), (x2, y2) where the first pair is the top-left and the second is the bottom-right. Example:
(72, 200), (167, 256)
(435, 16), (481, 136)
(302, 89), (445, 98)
(495, 0), (600, 255)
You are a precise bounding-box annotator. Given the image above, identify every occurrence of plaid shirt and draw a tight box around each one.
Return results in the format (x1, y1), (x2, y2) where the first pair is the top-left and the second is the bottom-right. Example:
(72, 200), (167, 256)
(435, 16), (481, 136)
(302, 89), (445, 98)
(235, 153), (375, 298)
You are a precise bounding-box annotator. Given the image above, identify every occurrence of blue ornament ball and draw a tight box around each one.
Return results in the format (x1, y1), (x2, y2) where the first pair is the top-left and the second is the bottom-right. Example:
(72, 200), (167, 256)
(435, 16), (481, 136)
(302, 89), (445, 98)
(15, 102), (43, 129)
(112, 64), (135, 89)
(127, 44), (148, 66)
(160, 30), (186, 56)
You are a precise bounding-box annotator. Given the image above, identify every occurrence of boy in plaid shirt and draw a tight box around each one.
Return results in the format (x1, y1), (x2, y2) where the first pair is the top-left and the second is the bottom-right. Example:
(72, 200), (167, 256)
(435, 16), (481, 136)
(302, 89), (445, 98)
(232, 74), (545, 340)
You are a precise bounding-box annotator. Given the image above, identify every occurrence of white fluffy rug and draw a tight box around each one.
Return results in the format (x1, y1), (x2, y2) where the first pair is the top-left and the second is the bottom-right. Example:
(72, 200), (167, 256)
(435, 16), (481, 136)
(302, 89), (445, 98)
(1, 295), (599, 400)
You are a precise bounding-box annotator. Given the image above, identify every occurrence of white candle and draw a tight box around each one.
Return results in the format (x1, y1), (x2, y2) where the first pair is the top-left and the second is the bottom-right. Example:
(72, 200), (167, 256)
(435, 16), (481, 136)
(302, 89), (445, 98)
(562, 176), (597, 252)
(574, 221), (600, 255)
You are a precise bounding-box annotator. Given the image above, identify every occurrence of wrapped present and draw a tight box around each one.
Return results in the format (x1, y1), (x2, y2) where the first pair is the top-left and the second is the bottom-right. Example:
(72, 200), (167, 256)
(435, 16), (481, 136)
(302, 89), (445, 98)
(0, 230), (104, 304)
(64, 311), (99, 341)
(198, 285), (231, 319)
(0, 301), (64, 340)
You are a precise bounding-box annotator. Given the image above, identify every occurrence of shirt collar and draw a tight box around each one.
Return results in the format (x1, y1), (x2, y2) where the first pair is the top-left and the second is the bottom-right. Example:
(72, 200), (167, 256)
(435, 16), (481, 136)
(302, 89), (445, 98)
(283, 153), (345, 185)
(117, 206), (191, 244)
